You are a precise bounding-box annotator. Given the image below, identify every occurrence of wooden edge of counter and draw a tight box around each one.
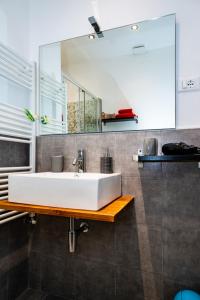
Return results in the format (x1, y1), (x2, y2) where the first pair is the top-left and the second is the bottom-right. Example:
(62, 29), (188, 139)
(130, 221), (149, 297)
(0, 194), (134, 222)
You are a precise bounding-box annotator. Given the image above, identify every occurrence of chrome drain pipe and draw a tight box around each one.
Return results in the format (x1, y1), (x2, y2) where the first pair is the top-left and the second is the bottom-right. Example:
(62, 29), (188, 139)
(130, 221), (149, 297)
(69, 217), (76, 253)
(68, 217), (89, 253)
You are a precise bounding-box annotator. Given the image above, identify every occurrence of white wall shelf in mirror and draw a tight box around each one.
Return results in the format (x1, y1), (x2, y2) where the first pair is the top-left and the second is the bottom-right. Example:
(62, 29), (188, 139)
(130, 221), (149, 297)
(39, 14), (175, 135)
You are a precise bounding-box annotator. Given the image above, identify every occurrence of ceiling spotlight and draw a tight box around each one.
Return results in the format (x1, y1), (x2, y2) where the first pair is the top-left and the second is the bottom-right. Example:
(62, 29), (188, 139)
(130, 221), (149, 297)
(131, 24), (139, 31)
(88, 34), (95, 40)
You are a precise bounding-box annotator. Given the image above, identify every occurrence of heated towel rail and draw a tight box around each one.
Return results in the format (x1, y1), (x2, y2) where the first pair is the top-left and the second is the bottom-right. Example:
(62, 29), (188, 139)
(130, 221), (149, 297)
(0, 41), (36, 224)
(40, 72), (66, 134)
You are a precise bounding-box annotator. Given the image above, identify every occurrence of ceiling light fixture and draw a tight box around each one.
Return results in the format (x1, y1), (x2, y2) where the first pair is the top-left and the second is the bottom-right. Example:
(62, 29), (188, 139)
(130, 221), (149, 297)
(131, 24), (139, 31)
(88, 34), (96, 40)
(88, 16), (104, 38)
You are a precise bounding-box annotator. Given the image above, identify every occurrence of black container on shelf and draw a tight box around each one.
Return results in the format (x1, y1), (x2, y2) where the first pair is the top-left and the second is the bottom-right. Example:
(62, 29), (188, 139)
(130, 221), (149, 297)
(100, 157), (113, 174)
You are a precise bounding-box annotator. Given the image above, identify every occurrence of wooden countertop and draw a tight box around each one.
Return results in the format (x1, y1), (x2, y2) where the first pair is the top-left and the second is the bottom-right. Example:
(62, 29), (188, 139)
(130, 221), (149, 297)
(0, 194), (134, 222)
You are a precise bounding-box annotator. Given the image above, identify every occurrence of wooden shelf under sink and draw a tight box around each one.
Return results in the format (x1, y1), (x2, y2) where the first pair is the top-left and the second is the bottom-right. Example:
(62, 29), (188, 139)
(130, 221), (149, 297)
(0, 195), (134, 222)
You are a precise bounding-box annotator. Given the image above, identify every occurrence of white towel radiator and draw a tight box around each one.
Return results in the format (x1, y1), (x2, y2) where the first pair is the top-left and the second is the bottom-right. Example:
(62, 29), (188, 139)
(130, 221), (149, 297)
(0, 41), (36, 224)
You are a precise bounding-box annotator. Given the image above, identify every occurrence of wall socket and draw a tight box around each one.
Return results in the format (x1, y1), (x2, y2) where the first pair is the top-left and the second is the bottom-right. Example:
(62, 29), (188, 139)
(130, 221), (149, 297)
(179, 77), (200, 91)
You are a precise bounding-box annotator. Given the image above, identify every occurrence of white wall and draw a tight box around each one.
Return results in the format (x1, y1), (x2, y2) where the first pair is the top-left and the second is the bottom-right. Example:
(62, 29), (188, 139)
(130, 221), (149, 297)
(0, 0), (31, 109)
(29, 0), (200, 129)
(0, 0), (30, 59)
(40, 42), (62, 82)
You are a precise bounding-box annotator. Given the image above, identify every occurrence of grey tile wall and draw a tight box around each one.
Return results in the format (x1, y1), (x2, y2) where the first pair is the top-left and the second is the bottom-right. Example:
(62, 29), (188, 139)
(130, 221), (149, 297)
(0, 140), (30, 299)
(31, 129), (200, 300)
(0, 141), (29, 168)
(0, 218), (30, 300)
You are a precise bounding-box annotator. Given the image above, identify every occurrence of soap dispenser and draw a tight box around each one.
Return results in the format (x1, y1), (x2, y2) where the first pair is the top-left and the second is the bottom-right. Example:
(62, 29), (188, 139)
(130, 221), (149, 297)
(100, 148), (113, 174)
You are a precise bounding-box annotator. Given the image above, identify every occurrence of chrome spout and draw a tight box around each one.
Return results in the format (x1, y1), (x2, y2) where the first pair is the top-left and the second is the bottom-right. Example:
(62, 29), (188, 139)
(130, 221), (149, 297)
(72, 149), (85, 173)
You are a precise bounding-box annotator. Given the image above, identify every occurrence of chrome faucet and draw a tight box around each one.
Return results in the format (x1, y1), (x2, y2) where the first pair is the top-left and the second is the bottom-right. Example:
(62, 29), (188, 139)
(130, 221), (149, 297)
(72, 149), (85, 173)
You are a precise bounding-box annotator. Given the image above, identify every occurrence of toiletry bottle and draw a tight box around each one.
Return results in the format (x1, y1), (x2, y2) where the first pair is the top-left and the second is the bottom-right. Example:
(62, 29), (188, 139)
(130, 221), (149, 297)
(100, 148), (113, 173)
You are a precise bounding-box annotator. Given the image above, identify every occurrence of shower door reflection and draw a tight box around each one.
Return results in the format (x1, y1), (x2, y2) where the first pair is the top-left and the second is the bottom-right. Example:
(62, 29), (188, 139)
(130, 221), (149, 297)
(65, 77), (101, 134)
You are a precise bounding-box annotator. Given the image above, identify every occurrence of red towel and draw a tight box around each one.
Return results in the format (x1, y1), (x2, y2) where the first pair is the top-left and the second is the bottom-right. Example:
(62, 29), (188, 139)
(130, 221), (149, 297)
(118, 108), (133, 114)
(116, 112), (136, 118)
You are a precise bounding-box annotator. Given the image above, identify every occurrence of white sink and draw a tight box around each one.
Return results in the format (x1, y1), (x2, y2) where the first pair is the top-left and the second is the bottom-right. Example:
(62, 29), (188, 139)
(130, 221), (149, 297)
(8, 172), (121, 211)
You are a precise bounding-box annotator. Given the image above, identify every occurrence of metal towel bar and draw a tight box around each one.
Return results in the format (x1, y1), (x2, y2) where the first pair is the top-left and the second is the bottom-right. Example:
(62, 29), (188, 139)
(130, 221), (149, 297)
(0, 41), (36, 224)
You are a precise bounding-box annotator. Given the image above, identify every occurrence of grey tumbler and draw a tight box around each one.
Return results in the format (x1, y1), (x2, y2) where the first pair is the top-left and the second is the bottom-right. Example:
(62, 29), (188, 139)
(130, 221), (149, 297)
(143, 138), (158, 156)
(51, 155), (64, 172)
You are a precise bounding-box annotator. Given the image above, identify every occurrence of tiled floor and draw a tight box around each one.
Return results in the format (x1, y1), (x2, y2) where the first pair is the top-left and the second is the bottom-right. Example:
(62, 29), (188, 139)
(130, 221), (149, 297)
(16, 289), (68, 300)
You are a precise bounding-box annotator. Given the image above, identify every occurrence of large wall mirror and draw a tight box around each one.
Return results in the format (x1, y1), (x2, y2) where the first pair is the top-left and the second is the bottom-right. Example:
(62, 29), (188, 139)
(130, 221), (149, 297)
(39, 14), (175, 135)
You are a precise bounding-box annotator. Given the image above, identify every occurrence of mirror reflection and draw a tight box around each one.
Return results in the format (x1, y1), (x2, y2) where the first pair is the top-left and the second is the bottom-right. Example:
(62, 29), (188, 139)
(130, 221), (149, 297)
(39, 14), (175, 135)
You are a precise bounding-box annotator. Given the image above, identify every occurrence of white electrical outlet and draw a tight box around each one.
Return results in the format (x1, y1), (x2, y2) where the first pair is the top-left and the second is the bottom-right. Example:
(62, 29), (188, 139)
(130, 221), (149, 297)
(179, 77), (200, 91)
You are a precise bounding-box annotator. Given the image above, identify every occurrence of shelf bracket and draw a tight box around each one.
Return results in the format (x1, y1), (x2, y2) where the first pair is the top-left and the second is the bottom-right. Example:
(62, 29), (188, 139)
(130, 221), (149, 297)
(24, 212), (37, 225)
(138, 162), (144, 169)
(132, 154), (143, 169)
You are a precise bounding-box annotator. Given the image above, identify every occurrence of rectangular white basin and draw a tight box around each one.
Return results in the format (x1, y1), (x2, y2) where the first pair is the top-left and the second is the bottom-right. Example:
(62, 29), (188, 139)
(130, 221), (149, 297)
(8, 172), (121, 211)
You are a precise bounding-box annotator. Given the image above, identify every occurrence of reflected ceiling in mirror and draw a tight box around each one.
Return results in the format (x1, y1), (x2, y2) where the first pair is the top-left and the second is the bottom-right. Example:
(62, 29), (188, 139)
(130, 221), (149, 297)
(39, 14), (175, 135)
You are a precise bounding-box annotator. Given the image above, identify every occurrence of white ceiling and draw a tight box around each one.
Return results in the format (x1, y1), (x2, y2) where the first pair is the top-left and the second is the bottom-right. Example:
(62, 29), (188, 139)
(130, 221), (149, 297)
(61, 14), (175, 66)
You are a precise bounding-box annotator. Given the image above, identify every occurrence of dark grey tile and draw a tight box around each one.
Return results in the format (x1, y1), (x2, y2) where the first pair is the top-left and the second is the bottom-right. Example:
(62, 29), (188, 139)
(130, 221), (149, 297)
(30, 216), (68, 260)
(163, 226), (200, 284)
(7, 259), (29, 300)
(40, 255), (75, 299)
(0, 272), (8, 300)
(34, 215), (67, 234)
(0, 224), (9, 260)
(115, 201), (136, 226)
(0, 141), (29, 168)
(74, 259), (115, 300)
(29, 252), (42, 290)
(121, 176), (141, 197)
(75, 219), (115, 263)
(142, 272), (163, 300)
(138, 225), (162, 274)
(31, 227), (67, 259)
(116, 266), (144, 300)
(45, 295), (69, 300)
(115, 220), (162, 274)
(164, 176), (200, 220)
(139, 162), (163, 179)
(16, 288), (46, 300)
(139, 178), (166, 226)
(115, 220), (141, 270)
(63, 135), (76, 172)
(8, 218), (30, 253)
(163, 214), (200, 230)
(114, 132), (145, 177)
(162, 162), (200, 178)
(0, 272), (7, 289)
(122, 176), (165, 226)
(0, 287), (7, 300)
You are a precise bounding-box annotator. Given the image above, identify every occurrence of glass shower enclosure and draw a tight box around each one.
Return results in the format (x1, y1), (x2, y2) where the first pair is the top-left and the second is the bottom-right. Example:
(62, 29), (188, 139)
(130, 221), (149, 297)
(65, 77), (102, 134)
